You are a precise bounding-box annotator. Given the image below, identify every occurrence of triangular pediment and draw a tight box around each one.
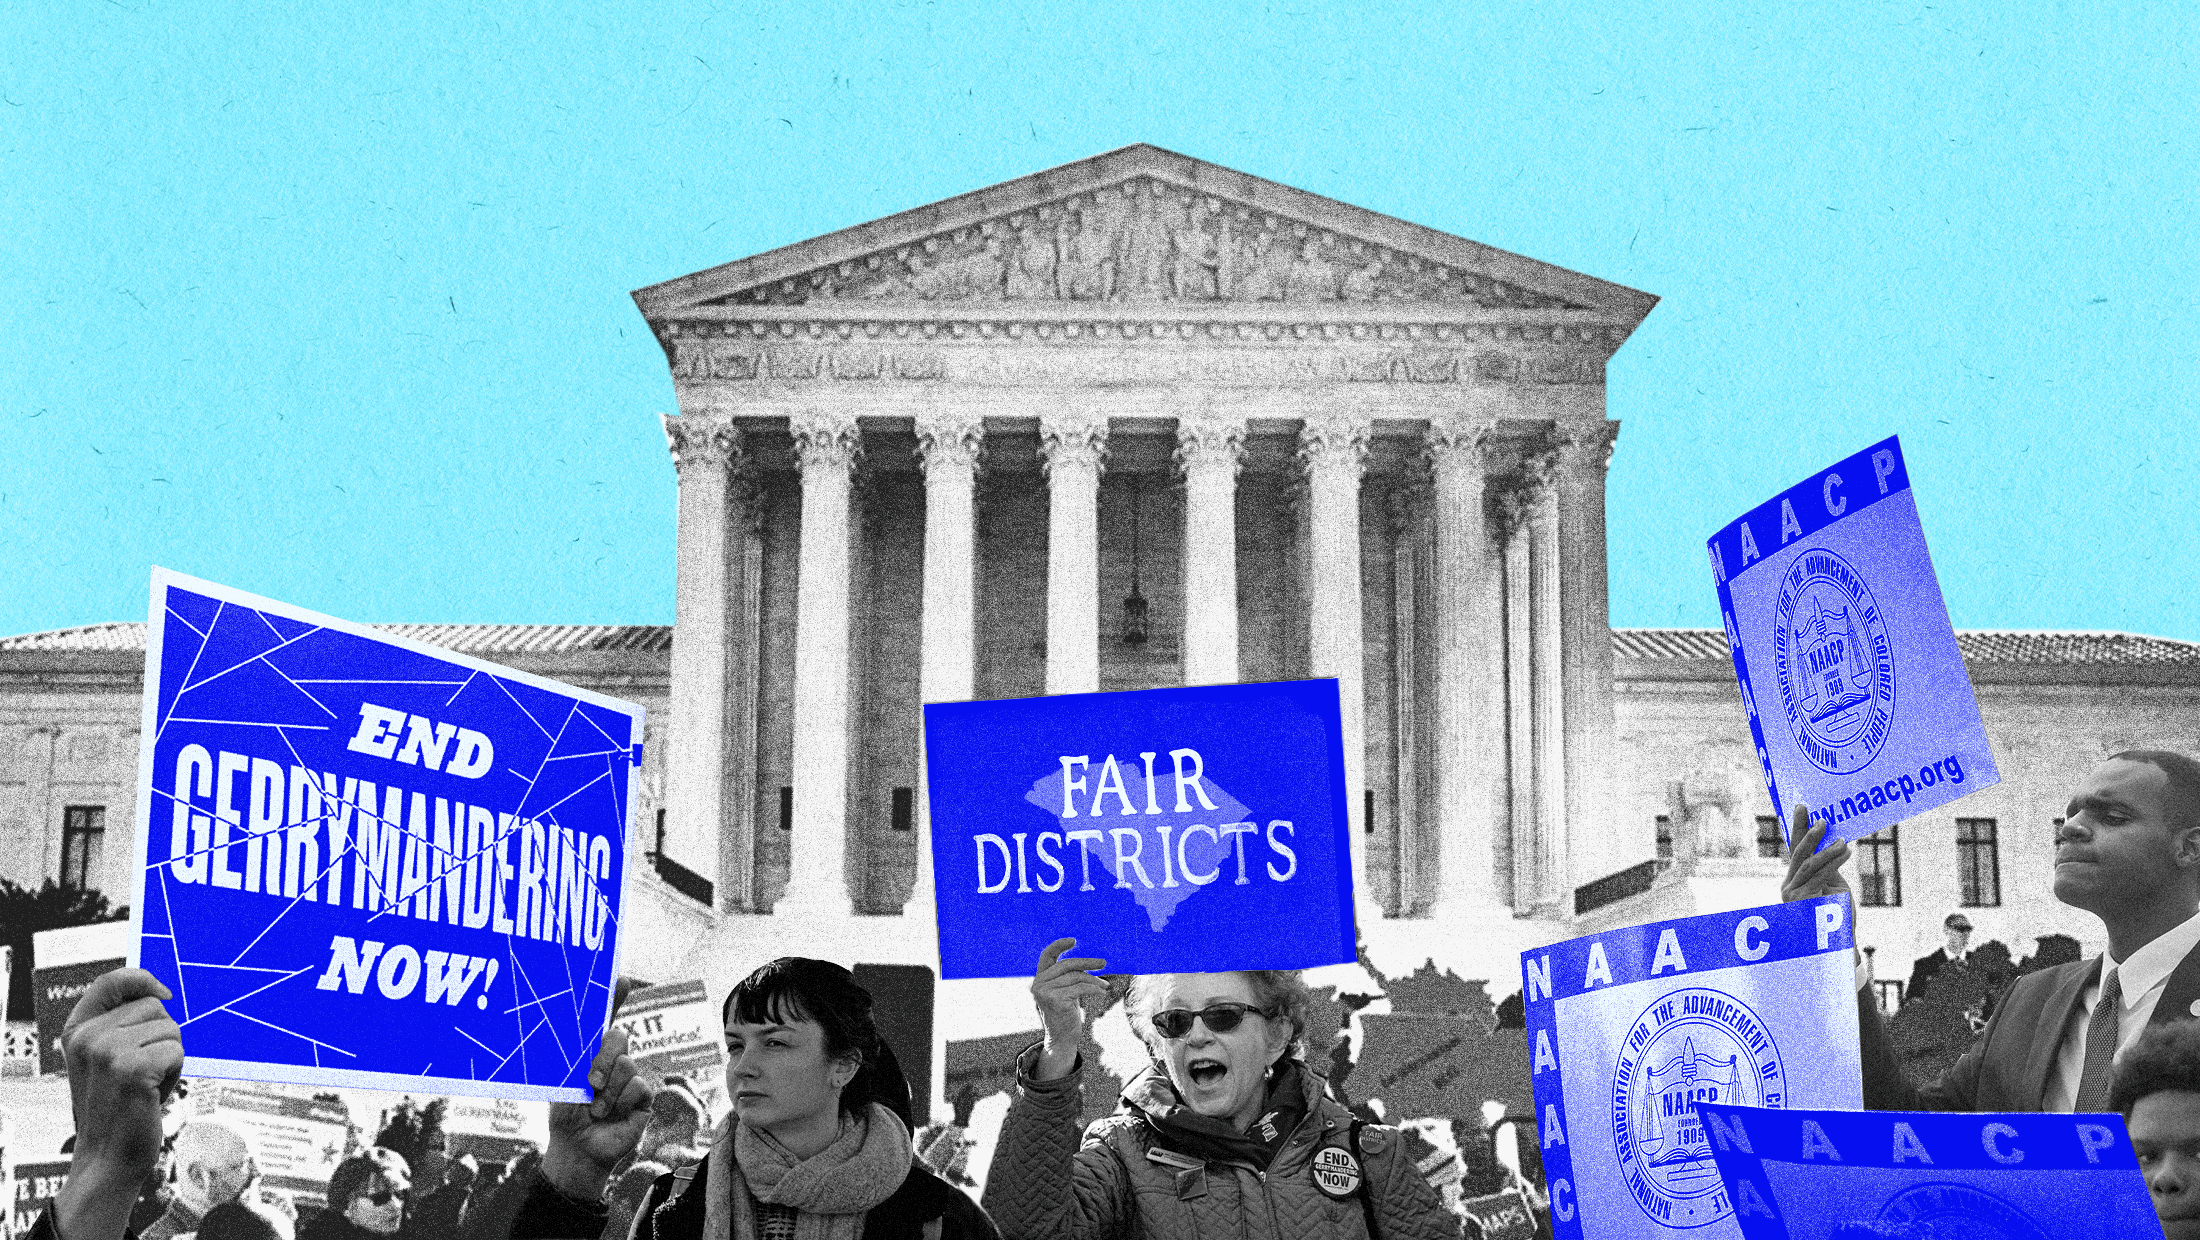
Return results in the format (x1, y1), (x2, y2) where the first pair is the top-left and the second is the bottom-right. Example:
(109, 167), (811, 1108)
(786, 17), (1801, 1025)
(632, 145), (1656, 325)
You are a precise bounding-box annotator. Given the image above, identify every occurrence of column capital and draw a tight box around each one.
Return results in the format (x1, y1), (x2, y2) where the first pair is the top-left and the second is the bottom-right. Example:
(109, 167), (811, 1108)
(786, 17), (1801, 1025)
(1496, 485), (1536, 541)
(1174, 412), (1245, 478)
(791, 411), (864, 475)
(1297, 413), (1370, 479)
(914, 411), (985, 477)
(1039, 413), (1110, 477)
(1423, 416), (1498, 470)
(1514, 448), (1562, 522)
(1555, 419), (1620, 472)
(663, 413), (742, 473)
(1386, 477), (1431, 536)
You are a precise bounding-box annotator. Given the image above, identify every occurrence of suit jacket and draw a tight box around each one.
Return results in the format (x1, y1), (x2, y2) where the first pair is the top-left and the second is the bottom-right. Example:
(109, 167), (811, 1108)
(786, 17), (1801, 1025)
(1907, 948), (1962, 1002)
(1863, 941), (2200, 1111)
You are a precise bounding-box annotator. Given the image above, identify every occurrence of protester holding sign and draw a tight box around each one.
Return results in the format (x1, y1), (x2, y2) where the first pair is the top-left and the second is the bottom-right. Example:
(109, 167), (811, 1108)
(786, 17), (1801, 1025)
(505, 958), (996, 1240)
(983, 939), (1460, 1240)
(1783, 749), (2200, 1112)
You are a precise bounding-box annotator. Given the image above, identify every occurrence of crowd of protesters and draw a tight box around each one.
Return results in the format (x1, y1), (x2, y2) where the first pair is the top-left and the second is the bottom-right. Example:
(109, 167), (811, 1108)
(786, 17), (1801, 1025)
(29, 946), (1540, 1240)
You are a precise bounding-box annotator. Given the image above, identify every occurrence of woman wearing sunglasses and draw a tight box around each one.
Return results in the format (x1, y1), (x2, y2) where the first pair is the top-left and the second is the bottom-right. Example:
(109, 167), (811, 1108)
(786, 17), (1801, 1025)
(301, 1148), (409, 1240)
(498, 957), (998, 1240)
(983, 940), (1460, 1240)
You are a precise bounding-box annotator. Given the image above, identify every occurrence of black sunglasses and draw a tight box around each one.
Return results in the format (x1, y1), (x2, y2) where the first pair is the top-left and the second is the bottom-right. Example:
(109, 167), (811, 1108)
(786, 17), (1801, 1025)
(361, 1189), (399, 1207)
(1151, 1002), (1272, 1040)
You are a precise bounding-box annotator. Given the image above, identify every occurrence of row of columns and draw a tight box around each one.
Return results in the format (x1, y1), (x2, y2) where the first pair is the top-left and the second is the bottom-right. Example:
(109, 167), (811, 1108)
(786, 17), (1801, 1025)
(662, 410), (1615, 921)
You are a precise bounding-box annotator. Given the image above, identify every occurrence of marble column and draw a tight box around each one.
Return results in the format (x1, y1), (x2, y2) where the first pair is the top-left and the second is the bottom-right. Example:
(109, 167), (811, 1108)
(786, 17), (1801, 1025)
(1299, 413), (1376, 917)
(662, 413), (742, 905)
(1501, 452), (1566, 912)
(1500, 486), (1534, 912)
(777, 411), (863, 916)
(1040, 414), (1109, 696)
(908, 412), (983, 919)
(1177, 413), (1244, 686)
(1557, 421), (1623, 887)
(1528, 453), (1567, 909)
(719, 478), (765, 913)
(1387, 484), (1430, 916)
(1426, 417), (1503, 917)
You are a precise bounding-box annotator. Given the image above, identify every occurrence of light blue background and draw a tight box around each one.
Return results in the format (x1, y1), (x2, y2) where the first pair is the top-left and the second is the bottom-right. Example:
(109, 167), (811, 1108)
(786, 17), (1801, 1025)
(5, 4), (2196, 639)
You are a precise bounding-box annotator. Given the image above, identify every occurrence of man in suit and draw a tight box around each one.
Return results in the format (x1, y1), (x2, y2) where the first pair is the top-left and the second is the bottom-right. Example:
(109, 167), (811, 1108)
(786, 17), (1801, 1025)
(1906, 912), (1974, 1004)
(1783, 749), (2200, 1112)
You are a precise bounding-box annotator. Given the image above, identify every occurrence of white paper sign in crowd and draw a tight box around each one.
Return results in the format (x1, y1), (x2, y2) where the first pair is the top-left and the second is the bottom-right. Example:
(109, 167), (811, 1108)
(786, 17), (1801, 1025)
(1706, 436), (2000, 849)
(613, 979), (730, 1123)
(1523, 897), (1862, 1240)
(1694, 1104), (2157, 1239)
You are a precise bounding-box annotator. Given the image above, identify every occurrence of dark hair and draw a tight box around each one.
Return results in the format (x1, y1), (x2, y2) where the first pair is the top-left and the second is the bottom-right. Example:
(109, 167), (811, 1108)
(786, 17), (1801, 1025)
(195, 1199), (287, 1240)
(327, 1147), (409, 1214)
(2108, 750), (2200, 832)
(722, 958), (913, 1126)
(2112, 1019), (2200, 1116)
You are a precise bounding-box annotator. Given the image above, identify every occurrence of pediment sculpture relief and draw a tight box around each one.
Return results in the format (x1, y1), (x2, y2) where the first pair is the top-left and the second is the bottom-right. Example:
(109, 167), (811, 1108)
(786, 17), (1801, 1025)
(707, 177), (1587, 311)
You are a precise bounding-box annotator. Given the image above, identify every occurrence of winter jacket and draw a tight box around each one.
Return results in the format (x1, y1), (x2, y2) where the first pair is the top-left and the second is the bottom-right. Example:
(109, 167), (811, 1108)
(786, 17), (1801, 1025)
(499, 1156), (999, 1240)
(982, 1047), (1464, 1240)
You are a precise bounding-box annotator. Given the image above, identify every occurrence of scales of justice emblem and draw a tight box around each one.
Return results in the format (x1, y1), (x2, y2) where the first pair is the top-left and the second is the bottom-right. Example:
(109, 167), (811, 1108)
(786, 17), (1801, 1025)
(1830, 1182), (2053, 1240)
(1773, 547), (1895, 775)
(1613, 988), (1786, 1229)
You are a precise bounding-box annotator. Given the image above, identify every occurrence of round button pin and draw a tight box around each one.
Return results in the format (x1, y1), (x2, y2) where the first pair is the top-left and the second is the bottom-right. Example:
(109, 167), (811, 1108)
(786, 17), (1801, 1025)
(1311, 1146), (1362, 1200)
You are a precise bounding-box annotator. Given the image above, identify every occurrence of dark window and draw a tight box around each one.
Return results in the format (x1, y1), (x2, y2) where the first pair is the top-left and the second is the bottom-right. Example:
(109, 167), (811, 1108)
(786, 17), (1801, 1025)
(61, 806), (105, 891)
(1856, 823), (1901, 907)
(1365, 789), (1376, 835)
(780, 786), (793, 831)
(1958, 818), (2001, 907)
(891, 788), (913, 831)
(1655, 815), (1673, 861)
(1756, 815), (1784, 859)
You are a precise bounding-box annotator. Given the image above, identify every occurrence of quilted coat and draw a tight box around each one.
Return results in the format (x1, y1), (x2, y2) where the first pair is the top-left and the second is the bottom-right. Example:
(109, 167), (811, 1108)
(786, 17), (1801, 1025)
(982, 1048), (1464, 1240)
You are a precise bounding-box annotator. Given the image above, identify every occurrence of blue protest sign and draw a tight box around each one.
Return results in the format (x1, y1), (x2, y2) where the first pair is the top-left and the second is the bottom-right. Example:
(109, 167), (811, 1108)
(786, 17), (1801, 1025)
(922, 679), (1354, 980)
(1706, 436), (2000, 850)
(1522, 897), (1862, 1239)
(1694, 1105), (2157, 1239)
(129, 569), (642, 1102)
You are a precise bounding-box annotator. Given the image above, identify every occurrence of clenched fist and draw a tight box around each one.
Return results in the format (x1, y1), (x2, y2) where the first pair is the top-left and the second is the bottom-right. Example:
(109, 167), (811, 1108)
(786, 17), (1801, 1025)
(541, 1025), (654, 1202)
(53, 968), (185, 1240)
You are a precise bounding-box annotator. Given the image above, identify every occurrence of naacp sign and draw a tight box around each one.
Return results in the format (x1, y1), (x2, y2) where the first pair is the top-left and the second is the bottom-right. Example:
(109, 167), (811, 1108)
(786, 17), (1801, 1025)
(1523, 897), (1862, 1239)
(922, 679), (1354, 980)
(1694, 1105), (2157, 1239)
(130, 569), (643, 1102)
(1706, 436), (2000, 850)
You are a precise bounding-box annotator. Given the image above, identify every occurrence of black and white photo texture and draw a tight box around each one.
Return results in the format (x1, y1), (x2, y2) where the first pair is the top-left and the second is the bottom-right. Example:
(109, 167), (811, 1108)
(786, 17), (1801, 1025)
(6, 146), (2200, 1239)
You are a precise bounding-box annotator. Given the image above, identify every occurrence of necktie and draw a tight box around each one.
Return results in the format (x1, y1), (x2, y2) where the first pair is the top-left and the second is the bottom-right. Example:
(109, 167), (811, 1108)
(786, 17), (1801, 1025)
(2073, 966), (2124, 1113)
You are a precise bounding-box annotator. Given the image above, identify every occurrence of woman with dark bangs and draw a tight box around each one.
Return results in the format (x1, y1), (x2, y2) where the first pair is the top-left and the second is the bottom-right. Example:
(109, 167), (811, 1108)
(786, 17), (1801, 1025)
(501, 957), (997, 1240)
(982, 940), (1462, 1240)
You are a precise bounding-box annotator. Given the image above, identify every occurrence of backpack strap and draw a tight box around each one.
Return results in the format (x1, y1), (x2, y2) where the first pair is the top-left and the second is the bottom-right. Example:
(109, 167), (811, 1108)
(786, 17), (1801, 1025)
(1348, 1120), (1382, 1240)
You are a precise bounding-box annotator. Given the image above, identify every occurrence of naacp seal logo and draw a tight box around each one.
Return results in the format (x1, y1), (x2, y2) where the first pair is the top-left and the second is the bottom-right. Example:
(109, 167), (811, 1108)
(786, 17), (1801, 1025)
(1773, 548), (1895, 775)
(1612, 988), (1786, 1229)
(1855, 1182), (2050, 1240)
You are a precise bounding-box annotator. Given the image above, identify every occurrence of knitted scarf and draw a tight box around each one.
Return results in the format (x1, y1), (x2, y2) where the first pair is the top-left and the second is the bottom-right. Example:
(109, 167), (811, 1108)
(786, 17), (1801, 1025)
(701, 1104), (912, 1240)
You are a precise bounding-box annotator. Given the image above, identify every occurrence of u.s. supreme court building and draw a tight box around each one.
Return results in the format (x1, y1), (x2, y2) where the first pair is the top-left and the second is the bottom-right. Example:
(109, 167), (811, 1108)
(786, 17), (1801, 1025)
(8, 147), (2200, 1047)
